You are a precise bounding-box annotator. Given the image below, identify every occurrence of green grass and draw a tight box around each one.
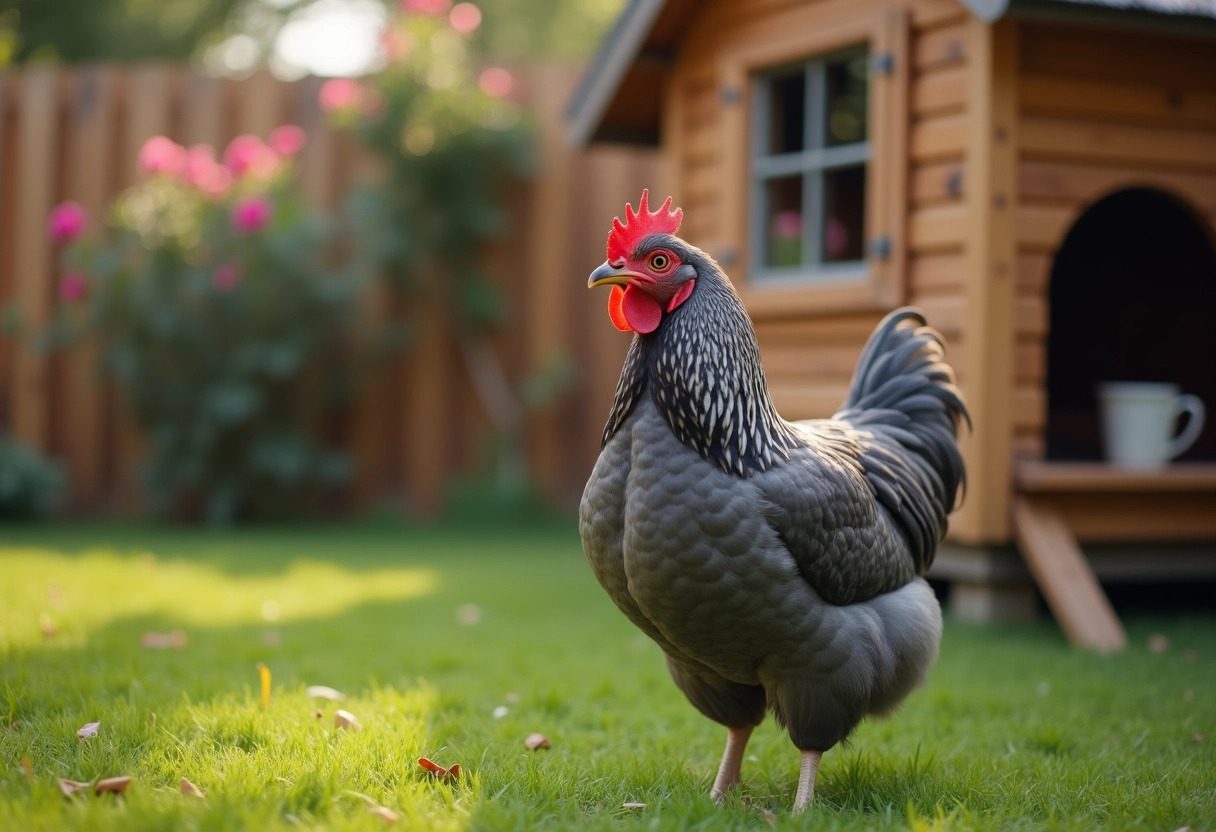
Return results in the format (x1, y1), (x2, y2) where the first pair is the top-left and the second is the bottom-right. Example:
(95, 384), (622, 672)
(1, 519), (1213, 831)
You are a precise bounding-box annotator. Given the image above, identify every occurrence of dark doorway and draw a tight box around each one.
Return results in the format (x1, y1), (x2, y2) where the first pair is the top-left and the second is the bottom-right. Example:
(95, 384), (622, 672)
(1046, 187), (1216, 461)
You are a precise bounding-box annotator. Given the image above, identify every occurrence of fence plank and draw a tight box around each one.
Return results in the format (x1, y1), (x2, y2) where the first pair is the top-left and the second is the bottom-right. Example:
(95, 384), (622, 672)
(11, 68), (61, 452)
(63, 67), (117, 509)
(182, 73), (227, 149)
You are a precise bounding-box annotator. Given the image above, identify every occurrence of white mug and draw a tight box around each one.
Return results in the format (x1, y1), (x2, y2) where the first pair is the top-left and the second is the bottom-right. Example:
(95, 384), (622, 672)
(1097, 382), (1205, 468)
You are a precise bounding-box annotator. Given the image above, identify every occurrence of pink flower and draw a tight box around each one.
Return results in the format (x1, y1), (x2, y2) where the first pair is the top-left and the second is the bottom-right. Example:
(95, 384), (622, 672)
(58, 270), (88, 303)
(478, 67), (513, 99)
(825, 215), (850, 258)
(47, 201), (87, 244)
(268, 125), (306, 157)
(319, 78), (360, 112)
(772, 210), (801, 239)
(402, 0), (451, 15)
(212, 264), (241, 291)
(231, 196), (274, 235)
(223, 134), (279, 179)
(183, 145), (233, 197)
(380, 28), (408, 61)
(138, 135), (186, 176)
(449, 3), (481, 34)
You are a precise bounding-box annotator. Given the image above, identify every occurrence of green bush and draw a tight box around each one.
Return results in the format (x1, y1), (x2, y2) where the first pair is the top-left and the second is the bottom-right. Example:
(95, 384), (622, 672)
(0, 435), (64, 521)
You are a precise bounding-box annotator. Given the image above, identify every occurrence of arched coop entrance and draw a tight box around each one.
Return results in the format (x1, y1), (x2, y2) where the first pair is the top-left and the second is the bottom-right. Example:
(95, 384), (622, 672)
(1045, 187), (1216, 462)
(1012, 187), (1216, 653)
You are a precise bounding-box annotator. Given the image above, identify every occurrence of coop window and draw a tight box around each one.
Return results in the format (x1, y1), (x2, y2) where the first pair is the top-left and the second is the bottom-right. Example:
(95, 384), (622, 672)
(749, 48), (870, 282)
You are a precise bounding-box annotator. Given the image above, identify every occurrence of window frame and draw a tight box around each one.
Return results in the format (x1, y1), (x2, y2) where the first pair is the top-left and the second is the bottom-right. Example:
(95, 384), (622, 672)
(750, 47), (872, 283)
(716, 7), (909, 316)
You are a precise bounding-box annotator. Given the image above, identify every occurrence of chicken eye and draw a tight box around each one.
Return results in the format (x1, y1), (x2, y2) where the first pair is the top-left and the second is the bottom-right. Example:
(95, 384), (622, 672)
(650, 253), (670, 270)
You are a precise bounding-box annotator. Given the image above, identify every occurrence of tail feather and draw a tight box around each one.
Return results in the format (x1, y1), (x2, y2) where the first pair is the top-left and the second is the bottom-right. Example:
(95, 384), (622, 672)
(835, 308), (970, 574)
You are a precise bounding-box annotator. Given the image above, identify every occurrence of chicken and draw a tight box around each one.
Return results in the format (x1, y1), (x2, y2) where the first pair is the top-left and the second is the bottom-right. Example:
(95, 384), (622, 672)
(579, 191), (968, 814)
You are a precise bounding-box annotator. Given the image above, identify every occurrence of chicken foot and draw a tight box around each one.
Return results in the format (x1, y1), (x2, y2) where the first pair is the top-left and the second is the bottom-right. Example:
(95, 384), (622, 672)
(710, 725), (754, 801)
(792, 749), (823, 814)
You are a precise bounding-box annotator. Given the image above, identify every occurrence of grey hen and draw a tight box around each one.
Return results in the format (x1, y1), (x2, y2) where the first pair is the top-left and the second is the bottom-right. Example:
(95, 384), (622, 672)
(579, 191), (968, 814)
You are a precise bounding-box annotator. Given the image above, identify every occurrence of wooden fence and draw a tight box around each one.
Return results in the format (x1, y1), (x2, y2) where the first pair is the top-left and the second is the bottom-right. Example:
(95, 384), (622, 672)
(0, 63), (660, 514)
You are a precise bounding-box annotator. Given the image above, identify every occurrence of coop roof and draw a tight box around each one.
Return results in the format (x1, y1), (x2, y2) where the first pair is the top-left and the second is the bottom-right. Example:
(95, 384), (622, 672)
(568, 0), (1216, 146)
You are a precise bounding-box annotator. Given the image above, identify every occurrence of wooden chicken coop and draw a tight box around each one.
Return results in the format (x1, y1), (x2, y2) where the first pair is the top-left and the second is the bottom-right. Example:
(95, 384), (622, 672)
(568, 0), (1216, 649)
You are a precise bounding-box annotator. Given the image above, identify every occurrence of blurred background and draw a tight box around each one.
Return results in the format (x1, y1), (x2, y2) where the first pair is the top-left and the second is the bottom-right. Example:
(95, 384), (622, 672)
(0, 0), (655, 526)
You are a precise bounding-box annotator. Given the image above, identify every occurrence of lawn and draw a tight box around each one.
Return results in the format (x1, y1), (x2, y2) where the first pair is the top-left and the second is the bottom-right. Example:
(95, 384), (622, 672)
(1, 518), (1212, 831)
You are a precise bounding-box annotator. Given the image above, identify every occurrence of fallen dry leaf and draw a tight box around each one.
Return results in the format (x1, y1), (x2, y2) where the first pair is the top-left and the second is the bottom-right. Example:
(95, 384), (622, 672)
(368, 806), (400, 824)
(1184, 689), (1195, 701)
(141, 630), (188, 649)
(1147, 634), (1170, 653)
(622, 802), (647, 810)
(456, 603), (482, 626)
(9, 722), (19, 733)
(759, 807), (777, 824)
(40, 613), (57, 638)
(94, 776), (132, 795)
(334, 709), (362, 731)
(20, 756), (33, 782)
(1195, 734), (1206, 743)
(306, 685), (346, 701)
(418, 757), (461, 780)
(181, 777), (205, 798)
(504, 692), (521, 704)
(77, 721), (100, 739)
(1183, 649), (1197, 664)
(313, 709), (324, 719)
(58, 778), (89, 798)
(257, 663), (271, 709)
(524, 733), (551, 750)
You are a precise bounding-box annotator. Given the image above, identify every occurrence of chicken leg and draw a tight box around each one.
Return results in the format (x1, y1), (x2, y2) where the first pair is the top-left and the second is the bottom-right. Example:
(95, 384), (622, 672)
(792, 749), (822, 814)
(710, 725), (754, 800)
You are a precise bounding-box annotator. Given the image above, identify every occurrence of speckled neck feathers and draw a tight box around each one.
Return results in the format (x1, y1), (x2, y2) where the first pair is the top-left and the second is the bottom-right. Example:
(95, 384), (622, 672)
(601, 255), (800, 476)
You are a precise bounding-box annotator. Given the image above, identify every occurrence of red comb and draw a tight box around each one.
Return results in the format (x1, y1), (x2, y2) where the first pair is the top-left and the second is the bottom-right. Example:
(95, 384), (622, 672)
(607, 189), (683, 263)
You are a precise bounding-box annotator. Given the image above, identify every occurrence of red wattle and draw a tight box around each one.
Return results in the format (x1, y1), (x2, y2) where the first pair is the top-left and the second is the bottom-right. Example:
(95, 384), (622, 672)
(667, 279), (695, 312)
(622, 284), (662, 334)
(608, 285), (631, 331)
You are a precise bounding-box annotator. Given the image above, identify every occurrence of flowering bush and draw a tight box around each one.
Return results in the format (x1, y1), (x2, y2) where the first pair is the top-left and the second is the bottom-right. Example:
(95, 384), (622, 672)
(47, 131), (376, 523)
(326, 0), (530, 328)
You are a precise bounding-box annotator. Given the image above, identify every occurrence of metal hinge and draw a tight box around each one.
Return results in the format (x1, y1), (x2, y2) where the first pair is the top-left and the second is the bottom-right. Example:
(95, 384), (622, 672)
(868, 235), (892, 259)
(872, 52), (895, 76)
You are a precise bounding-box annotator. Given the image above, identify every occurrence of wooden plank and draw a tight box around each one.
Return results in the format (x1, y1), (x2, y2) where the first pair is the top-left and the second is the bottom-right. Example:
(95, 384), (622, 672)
(756, 341), (862, 380)
(1014, 386), (1045, 430)
(524, 64), (578, 498)
(916, 292), (963, 337)
(1022, 116), (1216, 171)
(911, 160), (964, 204)
(1014, 340), (1043, 384)
(1017, 203), (1074, 250)
(1016, 461), (1216, 493)
(1019, 159), (1216, 213)
(867, 5), (909, 308)
(10, 67), (60, 451)
(234, 71), (284, 138)
(908, 204), (967, 251)
(1049, 493), (1216, 542)
(912, 66), (966, 116)
(1020, 21), (1216, 92)
(181, 73), (226, 149)
(404, 291), (447, 514)
(1012, 496), (1126, 653)
(913, 21), (966, 71)
(295, 77), (339, 209)
(952, 17), (1018, 544)
(908, 251), (965, 295)
(1020, 73), (1216, 129)
(752, 314), (883, 346)
(910, 113), (966, 161)
(768, 380), (852, 420)
(1017, 251), (1051, 294)
(1012, 430), (1044, 459)
(63, 67), (116, 509)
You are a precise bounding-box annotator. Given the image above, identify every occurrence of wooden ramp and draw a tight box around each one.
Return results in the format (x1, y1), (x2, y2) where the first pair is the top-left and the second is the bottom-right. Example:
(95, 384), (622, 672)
(1012, 461), (1216, 652)
(1011, 495), (1126, 653)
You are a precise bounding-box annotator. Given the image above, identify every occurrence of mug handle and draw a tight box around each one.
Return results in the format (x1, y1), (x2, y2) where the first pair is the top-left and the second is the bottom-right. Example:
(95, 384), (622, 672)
(1167, 394), (1206, 460)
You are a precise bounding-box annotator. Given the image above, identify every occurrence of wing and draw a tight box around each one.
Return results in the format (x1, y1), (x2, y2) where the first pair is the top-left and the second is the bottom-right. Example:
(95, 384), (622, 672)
(749, 419), (922, 606)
